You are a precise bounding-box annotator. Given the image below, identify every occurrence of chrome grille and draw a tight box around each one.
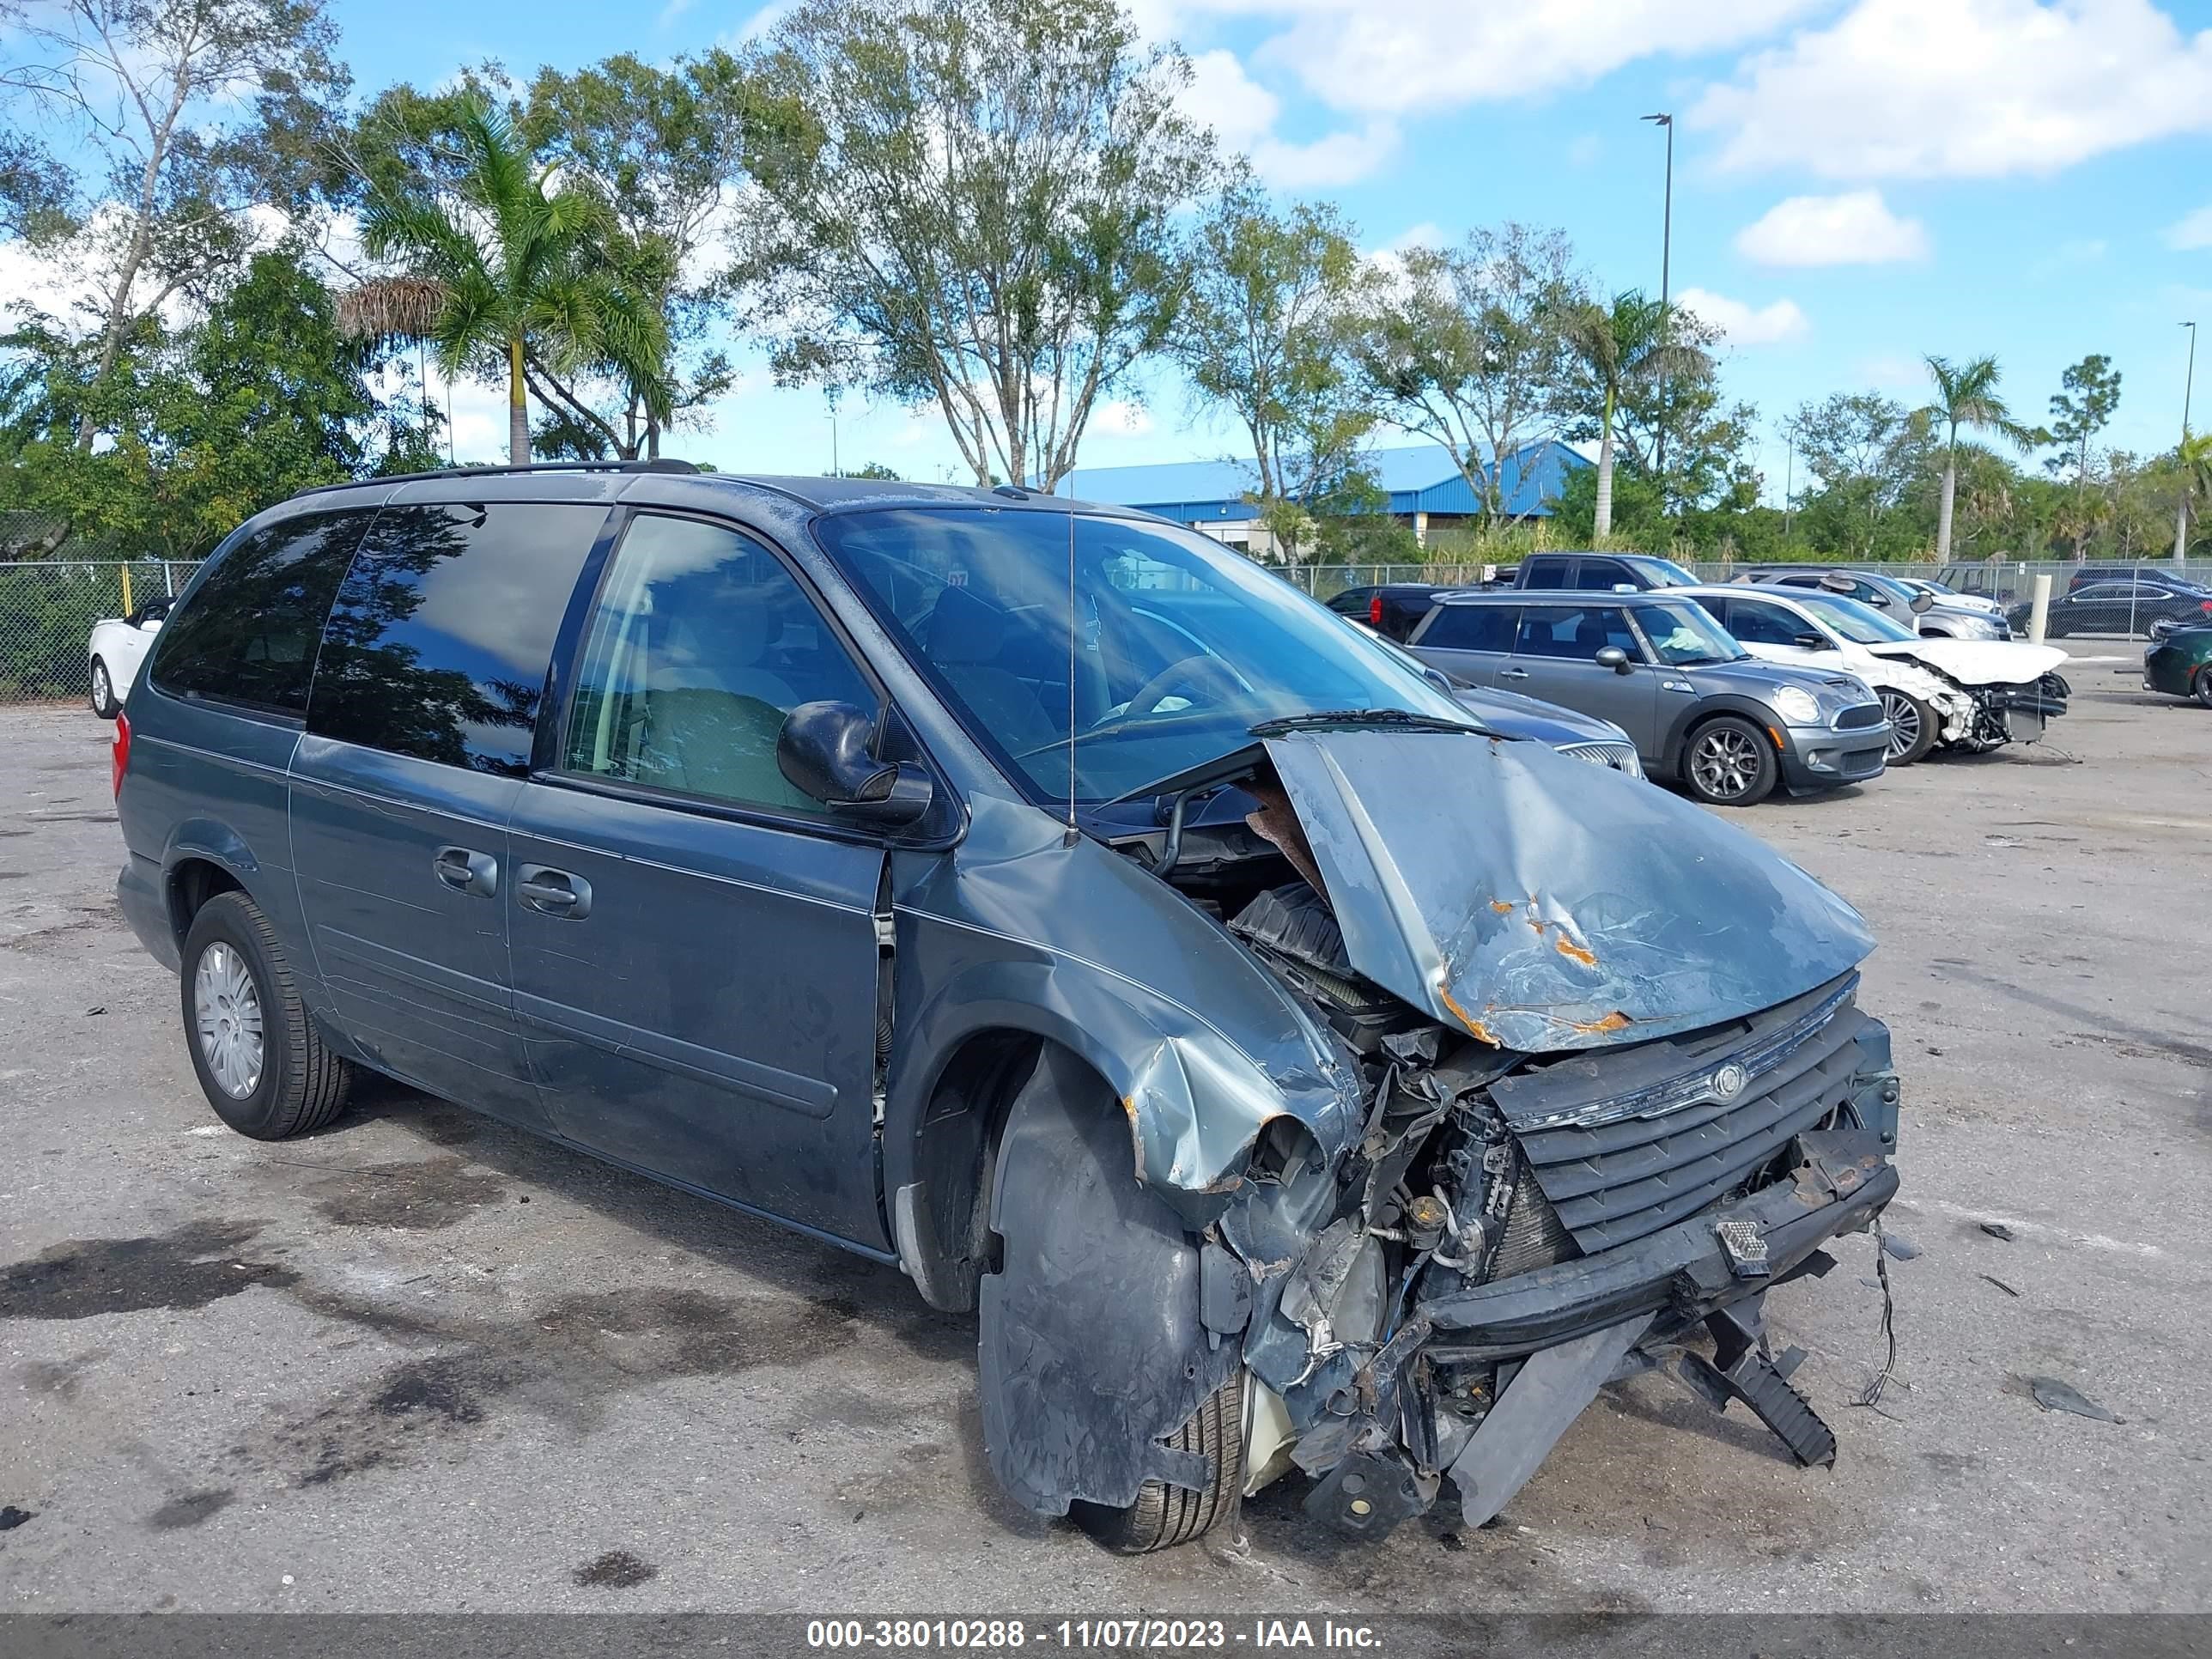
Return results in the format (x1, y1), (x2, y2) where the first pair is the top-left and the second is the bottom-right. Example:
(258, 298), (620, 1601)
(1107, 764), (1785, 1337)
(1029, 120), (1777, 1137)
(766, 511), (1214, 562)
(1486, 975), (1866, 1256)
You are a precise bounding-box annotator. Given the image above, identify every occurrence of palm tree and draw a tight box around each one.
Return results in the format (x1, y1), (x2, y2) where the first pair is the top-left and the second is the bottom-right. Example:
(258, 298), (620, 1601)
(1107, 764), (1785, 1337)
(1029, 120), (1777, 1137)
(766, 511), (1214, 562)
(1921, 355), (2033, 562)
(1558, 291), (1706, 540)
(2176, 431), (2212, 560)
(337, 98), (670, 465)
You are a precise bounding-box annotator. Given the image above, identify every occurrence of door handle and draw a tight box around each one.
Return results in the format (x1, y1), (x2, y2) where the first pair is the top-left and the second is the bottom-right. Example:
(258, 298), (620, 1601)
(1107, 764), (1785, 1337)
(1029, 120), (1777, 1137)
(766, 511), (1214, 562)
(517, 864), (592, 920)
(1498, 667), (1530, 679)
(433, 846), (498, 898)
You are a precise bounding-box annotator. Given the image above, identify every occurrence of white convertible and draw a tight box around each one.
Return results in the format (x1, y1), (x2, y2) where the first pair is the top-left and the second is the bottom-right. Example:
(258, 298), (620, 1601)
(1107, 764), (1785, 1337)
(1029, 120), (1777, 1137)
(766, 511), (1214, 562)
(86, 596), (171, 718)
(1684, 584), (2069, 764)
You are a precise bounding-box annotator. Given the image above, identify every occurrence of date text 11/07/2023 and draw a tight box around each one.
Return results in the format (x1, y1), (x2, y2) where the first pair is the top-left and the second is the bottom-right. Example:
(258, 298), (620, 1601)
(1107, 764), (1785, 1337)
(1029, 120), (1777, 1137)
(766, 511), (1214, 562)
(805, 1619), (1384, 1650)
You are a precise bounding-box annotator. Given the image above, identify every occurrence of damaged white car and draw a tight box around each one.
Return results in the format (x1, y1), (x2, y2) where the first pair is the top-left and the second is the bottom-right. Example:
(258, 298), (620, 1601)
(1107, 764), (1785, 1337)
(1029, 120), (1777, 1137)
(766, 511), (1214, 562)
(1686, 584), (2069, 763)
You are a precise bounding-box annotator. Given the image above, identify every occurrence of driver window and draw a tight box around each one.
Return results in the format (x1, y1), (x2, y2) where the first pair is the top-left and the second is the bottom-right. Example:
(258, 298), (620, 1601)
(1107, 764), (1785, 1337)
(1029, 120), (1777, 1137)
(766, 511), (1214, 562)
(562, 514), (874, 815)
(1514, 605), (1639, 660)
(1724, 599), (1813, 648)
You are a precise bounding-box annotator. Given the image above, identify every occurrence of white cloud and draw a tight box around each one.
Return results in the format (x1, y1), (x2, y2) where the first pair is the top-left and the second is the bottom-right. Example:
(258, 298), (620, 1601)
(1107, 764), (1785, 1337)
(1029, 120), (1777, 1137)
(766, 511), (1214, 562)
(1677, 287), (1809, 346)
(657, 0), (696, 25)
(1091, 399), (1156, 438)
(1231, 0), (1820, 117)
(2166, 206), (2212, 251)
(1363, 221), (1445, 283)
(1690, 0), (2212, 179)
(1182, 49), (1396, 188)
(1734, 190), (1930, 267)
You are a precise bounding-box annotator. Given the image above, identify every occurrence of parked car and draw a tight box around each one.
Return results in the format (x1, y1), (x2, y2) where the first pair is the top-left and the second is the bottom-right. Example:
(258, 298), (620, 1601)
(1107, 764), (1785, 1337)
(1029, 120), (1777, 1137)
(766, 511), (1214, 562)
(1895, 575), (2004, 619)
(1510, 550), (1698, 592)
(1682, 585), (2069, 763)
(115, 462), (1905, 1550)
(2008, 582), (2212, 640)
(86, 595), (173, 718)
(2142, 623), (2212, 707)
(1323, 582), (1457, 641)
(2067, 563), (2212, 595)
(1405, 591), (1891, 805)
(1355, 623), (1644, 776)
(1737, 567), (2008, 639)
(1935, 562), (2020, 608)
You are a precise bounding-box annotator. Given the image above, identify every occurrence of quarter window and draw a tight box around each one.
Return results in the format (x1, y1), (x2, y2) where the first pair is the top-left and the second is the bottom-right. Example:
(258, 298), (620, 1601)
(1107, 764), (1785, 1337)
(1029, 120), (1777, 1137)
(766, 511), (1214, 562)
(149, 511), (368, 715)
(560, 514), (875, 815)
(306, 502), (605, 775)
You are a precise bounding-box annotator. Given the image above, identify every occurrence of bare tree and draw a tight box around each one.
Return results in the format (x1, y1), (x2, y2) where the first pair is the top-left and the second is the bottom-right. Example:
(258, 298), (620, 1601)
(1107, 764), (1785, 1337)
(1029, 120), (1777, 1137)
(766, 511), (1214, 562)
(1355, 223), (1577, 522)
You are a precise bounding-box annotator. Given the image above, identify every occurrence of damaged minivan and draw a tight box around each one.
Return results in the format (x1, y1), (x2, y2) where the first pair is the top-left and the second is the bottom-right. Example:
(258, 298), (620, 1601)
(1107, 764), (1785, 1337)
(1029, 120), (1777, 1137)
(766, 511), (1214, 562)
(115, 466), (1902, 1552)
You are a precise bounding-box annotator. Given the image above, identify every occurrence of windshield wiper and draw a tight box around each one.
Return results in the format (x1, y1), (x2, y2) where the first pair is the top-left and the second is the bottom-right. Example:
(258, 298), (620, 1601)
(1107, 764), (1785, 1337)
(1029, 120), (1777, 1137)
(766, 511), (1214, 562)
(1248, 708), (1483, 736)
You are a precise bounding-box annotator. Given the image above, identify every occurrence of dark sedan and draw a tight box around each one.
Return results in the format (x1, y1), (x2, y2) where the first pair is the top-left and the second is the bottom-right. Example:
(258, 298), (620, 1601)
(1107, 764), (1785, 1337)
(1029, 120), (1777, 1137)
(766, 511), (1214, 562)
(2143, 623), (2212, 706)
(2009, 582), (2212, 639)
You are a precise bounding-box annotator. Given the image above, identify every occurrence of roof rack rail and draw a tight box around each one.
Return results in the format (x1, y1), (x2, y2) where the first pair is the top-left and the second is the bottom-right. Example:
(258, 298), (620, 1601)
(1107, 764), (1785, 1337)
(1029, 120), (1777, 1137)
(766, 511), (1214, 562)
(291, 458), (702, 498)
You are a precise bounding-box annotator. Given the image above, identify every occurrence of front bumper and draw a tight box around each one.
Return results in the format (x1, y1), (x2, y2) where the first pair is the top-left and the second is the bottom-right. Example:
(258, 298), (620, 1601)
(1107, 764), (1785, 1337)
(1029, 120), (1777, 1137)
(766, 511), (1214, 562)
(1778, 720), (1890, 790)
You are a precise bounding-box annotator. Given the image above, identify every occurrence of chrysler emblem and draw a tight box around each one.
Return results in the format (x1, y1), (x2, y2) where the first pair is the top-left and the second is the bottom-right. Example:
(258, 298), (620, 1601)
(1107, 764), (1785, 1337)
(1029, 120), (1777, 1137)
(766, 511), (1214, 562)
(1710, 1062), (1749, 1102)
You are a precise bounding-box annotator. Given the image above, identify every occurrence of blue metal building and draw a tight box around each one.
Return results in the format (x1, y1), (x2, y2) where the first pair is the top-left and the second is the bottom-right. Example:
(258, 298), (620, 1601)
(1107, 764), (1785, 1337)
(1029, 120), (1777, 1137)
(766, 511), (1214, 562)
(1057, 439), (1589, 545)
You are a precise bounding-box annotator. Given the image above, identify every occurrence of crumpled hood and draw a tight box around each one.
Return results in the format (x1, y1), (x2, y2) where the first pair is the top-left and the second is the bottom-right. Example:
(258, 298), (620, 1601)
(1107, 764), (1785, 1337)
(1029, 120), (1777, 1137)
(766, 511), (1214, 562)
(1261, 727), (1875, 1053)
(1865, 638), (2063, 686)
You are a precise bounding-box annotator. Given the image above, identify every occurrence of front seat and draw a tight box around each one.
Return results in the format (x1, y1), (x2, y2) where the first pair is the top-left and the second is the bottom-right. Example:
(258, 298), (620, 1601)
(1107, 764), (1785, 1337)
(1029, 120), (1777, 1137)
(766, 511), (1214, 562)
(922, 586), (1060, 758)
(1574, 614), (1613, 658)
(636, 599), (811, 809)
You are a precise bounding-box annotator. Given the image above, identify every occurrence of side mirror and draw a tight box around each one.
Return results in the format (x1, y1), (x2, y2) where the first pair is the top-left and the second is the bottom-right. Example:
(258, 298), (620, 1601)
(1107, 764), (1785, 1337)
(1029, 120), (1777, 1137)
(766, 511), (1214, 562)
(1594, 646), (1633, 673)
(1793, 632), (1827, 649)
(1910, 592), (1935, 614)
(776, 700), (933, 828)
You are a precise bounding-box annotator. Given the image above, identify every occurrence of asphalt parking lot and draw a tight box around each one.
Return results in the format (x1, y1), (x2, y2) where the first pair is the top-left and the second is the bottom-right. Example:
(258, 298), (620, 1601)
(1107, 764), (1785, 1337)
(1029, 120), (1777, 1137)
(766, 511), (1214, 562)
(3, 652), (2208, 1615)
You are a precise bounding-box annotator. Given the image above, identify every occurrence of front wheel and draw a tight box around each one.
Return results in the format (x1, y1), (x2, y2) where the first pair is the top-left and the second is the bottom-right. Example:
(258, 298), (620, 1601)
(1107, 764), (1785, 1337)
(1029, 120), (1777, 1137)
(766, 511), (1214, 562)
(89, 656), (118, 719)
(1880, 690), (1939, 765)
(1071, 1370), (1247, 1553)
(2194, 665), (2212, 709)
(1680, 715), (1779, 807)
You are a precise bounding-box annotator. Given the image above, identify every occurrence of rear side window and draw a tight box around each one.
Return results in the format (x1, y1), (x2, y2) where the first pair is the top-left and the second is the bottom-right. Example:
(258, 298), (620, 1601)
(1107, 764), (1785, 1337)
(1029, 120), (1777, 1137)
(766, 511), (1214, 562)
(149, 511), (368, 715)
(307, 501), (605, 775)
(1419, 605), (1516, 653)
(1520, 555), (1569, 587)
(1570, 558), (1630, 591)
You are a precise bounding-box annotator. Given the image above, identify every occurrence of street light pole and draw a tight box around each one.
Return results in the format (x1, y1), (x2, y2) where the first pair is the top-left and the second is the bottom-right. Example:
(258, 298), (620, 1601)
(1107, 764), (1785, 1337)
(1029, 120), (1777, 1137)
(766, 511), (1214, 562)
(1643, 112), (1674, 517)
(2177, 321), (2197, 564)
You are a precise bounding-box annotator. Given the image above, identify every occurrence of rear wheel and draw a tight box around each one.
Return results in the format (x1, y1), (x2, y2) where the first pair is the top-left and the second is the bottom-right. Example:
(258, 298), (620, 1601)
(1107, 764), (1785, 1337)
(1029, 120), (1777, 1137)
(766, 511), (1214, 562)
(89, 656), (118, 719)
(181, 890), (353, 1139)
(1880, 690), (1939, 764)
(2194, 665), (2212, 709)
(1680, 715), (1779, 807)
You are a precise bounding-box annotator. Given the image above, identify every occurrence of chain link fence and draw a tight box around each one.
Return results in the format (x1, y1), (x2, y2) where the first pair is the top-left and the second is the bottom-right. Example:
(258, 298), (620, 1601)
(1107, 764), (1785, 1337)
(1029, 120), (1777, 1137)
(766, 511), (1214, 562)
(0, 560), (202, 702)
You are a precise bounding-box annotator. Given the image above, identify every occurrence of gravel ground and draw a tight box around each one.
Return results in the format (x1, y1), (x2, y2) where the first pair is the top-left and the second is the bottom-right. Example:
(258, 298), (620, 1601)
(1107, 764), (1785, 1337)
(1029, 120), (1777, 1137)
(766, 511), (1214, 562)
(1, 653), (2206, 1614)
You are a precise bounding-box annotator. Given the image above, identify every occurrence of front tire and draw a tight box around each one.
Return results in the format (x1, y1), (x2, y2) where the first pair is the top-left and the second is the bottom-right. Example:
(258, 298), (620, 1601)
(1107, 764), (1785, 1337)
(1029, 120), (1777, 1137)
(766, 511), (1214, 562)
(2194, 665), (2212, 709)
(89, 656), (118, 719)
(1680, 715), (1779, 807)
(181, 891), (353, 1139)
(1071, 1370), (1247, 1553)
(1880, 690), (1940, 765)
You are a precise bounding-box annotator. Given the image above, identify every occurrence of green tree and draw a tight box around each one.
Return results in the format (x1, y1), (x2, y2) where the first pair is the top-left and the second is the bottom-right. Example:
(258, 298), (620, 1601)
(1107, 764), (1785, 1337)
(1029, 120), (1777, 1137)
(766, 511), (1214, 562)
(1172, 185), (1374, 556)
(1554, 290), (1707, 539)
(2178, 432), (2212, 559)
(524, 52), (756, 457)
(738, 0), (1217, 491)
(0, 0), (349, 453)
(2045, 352), (2121, 552)
(1355, 223), (1577, 523)
(1790, 391), (1932, 559)
(1921, 354), (2031, 560)
(339, 95), (670, 465)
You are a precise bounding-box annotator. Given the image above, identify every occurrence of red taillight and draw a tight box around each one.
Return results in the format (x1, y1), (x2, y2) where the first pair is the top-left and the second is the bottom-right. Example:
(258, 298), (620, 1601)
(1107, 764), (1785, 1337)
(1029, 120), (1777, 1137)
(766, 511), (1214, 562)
(1369, 595), (1384, 626)
(2199, 600), (2211, 612)
(112, 709), (131, 799)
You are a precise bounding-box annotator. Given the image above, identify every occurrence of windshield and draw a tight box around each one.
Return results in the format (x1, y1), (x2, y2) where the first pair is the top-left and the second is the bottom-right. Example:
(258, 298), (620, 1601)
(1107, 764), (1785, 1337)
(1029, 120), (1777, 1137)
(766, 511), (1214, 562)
(1796, 591), (1919, 645)
(1637, 556), (1698, 587)
(813, 507), (1474, 802)
(1637, 599), (1746, 665)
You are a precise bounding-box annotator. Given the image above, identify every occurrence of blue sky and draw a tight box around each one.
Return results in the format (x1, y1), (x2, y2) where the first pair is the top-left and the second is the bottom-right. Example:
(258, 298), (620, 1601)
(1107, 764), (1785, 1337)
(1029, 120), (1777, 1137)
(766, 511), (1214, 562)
(314, 0), (2212, 493)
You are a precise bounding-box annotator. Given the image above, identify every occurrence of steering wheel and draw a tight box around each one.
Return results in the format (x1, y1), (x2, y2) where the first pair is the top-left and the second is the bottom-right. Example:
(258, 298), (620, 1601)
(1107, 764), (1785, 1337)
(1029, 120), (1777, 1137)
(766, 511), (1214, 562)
(1120, 653), (1255, 722)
